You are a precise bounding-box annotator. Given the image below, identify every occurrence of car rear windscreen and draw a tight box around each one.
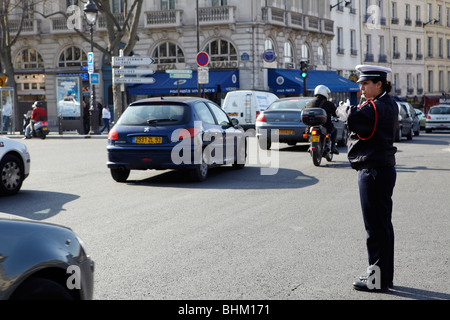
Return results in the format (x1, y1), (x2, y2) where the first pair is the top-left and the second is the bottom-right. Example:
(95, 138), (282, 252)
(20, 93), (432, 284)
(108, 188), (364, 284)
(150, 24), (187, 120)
(117, 104), (189, 126)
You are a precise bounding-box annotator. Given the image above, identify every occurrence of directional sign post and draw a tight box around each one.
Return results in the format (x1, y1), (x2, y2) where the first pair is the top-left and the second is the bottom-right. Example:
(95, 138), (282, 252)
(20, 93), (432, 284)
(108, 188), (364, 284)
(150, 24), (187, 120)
(112, 56), (155, 67)
(113, 77), (156, 84)
(198, 67), (209, 84)
(112, 55), (155, 85)
(165, 70), (193, 95)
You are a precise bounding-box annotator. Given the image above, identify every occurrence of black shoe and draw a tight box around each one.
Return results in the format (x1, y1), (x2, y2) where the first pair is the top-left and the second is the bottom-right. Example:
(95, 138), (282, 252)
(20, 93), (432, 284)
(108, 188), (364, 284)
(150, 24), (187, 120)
(353, 280), (389, 292)
(331, 147), (340, 155)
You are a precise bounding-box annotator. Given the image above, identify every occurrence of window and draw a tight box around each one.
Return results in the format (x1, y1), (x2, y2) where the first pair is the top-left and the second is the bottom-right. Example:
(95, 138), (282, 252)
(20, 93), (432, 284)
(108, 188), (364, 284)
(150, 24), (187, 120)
(427, 3), (432, 22)
(301, 44), (310, 61)
(415, 6), (421, 22)
(15, 49), (44, 69)
(437, 5), (442, 24)
(212, 0), (227, 6)
(337, 28), (344, 54)
(417, 74), (422, 91)
(439, 71), (444, 92)
(350, 30), (356, 55)
(58, 46), (87, 67)
(428, 70), (433, 92)
(194, 102), (215, 125)
(112, 0), (126, 13)
(161, 0), (175, 10)
(447, 40), (450, 59)
(406, 38), (412, 59)
(393, 37), (399, 58)
(283, 41), (294, 65)
(438, 38), (443, 58)
(265, 39), (275, 51)
(317, 46), (326, 65)
(204, 39), (237, 62)
(152, 42), (185, 64)
(206, 102), (229, 125)
(428, 37), (433, 57)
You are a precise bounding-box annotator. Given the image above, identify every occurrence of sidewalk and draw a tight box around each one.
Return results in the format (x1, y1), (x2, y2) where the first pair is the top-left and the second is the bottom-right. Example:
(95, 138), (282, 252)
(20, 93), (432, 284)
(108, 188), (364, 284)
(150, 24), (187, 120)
(2, 127), (109, 140)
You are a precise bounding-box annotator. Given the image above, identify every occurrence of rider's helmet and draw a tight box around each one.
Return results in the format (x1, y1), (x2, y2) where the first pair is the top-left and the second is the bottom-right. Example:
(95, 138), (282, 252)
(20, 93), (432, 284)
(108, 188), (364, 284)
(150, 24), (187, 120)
(32, 101), (43, 108)
(314, 85), (331, 99)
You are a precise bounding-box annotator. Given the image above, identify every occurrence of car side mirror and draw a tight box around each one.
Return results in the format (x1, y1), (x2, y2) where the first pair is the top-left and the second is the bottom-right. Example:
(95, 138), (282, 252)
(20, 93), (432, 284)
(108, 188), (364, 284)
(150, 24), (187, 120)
(231, 118), (239, 126)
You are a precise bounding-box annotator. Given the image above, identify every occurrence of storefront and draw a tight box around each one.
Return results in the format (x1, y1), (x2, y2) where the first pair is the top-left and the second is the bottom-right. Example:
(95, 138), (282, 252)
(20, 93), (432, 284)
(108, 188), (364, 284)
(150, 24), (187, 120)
(268, 69), (360, 106)
(126, 69), (239, 105)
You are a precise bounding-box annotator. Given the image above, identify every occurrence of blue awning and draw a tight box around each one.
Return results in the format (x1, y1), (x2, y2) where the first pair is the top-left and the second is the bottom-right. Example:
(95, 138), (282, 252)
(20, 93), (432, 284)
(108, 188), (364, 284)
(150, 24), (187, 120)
(127, 69), (239, 96)
(268, 68), (360, 94)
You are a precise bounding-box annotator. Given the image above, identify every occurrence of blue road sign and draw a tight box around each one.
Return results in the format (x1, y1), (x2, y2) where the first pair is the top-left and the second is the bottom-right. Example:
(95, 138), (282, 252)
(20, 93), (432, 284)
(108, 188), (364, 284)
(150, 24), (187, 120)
(90, 73), (99, 84)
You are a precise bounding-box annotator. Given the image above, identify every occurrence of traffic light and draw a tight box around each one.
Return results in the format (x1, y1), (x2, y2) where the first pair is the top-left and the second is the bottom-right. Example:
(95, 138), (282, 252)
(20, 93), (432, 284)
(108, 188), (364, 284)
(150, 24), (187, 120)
(300, 61), (308, 78)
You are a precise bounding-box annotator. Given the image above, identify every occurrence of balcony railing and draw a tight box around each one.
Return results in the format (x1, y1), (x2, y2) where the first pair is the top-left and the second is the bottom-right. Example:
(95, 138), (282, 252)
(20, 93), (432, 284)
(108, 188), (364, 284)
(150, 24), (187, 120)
(406, 53), (413, 60)
(378, 54), (388, 63)
(8, 19), (40, 35)
(144, 10), (182, 28)
(198, 6), (236, 25)
(393, 52), (400, 59)
(364, 53), (374, 62)
(97, 13), (125, 30)
(51, 17), (86, 33)
(262, 7), (285, 26)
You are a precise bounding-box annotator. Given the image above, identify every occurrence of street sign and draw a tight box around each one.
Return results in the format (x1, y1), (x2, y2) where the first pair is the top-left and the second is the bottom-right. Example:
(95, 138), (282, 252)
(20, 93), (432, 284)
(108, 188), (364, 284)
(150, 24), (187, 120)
(113, 68), (155, 75)
(170, 73), (192, 79)
(112, 56), (155, 67)
(165, 70), (192, 74)
(88, 52), (94, 74)
(90, 73), (100, 84)
(196, 52), (210, 67)
(113, 77), (156, 84)
(198, 67), (209, 84)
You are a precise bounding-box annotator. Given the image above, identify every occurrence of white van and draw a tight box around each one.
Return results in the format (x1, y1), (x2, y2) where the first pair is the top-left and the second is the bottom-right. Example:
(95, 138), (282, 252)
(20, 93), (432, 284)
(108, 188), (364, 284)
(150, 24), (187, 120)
(222, 90), (278, 129)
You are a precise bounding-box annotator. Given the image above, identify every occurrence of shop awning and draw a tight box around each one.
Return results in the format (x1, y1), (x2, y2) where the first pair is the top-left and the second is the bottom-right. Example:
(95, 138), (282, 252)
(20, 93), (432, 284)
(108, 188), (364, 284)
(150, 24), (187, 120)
(268, 68), (360, 94)
(127, 69), (239, 96)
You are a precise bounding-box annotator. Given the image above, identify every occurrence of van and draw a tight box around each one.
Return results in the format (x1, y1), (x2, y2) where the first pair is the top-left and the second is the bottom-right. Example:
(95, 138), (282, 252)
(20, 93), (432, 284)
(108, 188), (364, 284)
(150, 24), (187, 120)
(222, 90), (278, 130)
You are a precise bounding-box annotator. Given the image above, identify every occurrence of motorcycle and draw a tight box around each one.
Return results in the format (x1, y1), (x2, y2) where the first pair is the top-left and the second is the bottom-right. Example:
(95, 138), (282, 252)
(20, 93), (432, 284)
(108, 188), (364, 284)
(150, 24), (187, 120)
(23, 112), (50, 139)
(301, 108), (333, 166)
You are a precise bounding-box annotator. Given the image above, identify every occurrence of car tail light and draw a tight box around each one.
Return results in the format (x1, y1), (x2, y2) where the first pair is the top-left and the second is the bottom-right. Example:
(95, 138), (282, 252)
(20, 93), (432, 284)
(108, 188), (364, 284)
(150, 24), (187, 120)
(311, 129), (318, 135)
(256, 113), (266, 123)
(179, 128), (199, 140)
(256, 111), (260, 118)
(108, 128), (118, 140)
(41, 122), (48, 125)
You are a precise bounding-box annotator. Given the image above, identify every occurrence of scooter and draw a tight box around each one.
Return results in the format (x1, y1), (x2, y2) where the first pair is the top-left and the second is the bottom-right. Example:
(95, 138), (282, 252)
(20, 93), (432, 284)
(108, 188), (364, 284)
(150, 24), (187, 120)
(301, 108), (333, 166)
(23, 112), (50, 139)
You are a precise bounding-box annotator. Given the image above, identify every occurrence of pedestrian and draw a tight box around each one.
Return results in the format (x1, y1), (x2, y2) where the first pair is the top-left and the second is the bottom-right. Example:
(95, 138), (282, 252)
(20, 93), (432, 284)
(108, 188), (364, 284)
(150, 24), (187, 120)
(100, 104), (111, 134)
(336, 65), (398, 292)
(2, 97), (11, 134)
(82, 99), (90, 134)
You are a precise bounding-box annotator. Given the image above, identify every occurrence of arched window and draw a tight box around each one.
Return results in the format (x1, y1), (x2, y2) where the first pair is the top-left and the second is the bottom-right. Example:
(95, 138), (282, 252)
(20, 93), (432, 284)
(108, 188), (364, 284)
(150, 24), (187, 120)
(265, 39), (275, 50)
(284, 41), (294, 64)
(203, 39), (237, 62)
(15, 48), (44, 69)
(317, 45), (326, 65)
(301, 44), (310, 61)
(58, 46), (87, 67)
(152, 42), (185, 64)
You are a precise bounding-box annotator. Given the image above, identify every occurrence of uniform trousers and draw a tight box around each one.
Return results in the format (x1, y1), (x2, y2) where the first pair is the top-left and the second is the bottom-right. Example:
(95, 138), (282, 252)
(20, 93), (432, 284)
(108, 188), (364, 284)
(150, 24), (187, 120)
(358, 166), (396, 287)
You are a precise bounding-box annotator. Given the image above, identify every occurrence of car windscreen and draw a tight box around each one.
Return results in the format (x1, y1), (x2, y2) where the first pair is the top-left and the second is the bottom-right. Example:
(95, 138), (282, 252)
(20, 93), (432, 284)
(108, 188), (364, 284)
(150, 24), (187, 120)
(117, 104), (190, 126)
(268, 100), (311, 110)
(429, 106), (450, 115)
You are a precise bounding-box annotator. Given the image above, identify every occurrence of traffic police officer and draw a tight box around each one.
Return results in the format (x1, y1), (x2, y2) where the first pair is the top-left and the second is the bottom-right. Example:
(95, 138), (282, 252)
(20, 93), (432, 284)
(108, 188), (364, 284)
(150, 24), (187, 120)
(337, 65), (398, 292)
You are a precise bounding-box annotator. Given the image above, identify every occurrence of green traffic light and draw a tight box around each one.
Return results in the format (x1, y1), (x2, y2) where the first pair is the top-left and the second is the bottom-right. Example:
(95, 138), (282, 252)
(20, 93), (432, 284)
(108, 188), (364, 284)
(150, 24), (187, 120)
(301, 72), (307, 78)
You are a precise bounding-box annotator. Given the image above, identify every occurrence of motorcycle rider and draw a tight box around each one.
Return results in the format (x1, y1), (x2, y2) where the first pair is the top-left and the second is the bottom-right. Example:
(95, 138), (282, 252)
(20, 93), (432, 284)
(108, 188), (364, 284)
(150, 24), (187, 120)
(23, 101), (47, 139)
(304, 85), (339, 154)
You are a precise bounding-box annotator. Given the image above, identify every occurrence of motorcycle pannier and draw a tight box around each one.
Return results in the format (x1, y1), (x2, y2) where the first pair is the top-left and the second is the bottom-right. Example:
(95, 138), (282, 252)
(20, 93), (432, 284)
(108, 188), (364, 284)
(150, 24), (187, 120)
(301, 108), (327, 126)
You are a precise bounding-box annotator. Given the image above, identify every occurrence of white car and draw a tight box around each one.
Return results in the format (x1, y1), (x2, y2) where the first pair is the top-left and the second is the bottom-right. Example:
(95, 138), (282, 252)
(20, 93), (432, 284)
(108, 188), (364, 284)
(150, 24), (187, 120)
(0, 137), (30, 196)
(426, 105), (450, 133)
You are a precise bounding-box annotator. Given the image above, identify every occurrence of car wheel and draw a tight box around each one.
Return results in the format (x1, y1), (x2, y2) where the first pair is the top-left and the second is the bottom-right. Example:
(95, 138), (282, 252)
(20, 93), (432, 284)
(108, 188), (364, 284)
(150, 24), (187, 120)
(0, 154), (23, 196)
(10, 277), (74, 300)
(190, 157), (208, 182)
(110, 167), (130, 182)
(406, 127), (413, 140)
(258, 137), (271, 150)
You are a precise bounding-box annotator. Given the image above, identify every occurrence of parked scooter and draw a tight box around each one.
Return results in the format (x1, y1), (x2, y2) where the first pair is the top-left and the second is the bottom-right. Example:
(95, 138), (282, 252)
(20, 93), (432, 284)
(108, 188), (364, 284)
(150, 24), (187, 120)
(23, 112), (50, 139)
(301, 108), (333, 166)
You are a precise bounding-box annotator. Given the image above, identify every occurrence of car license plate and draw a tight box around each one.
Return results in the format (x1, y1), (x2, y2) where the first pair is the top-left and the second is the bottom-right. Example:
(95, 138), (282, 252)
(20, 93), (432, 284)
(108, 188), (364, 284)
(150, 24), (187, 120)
(310, 136), (320, 142)
(134, 136), (162, 144)
(228, 113), (238, 117)
(277, 130), (293, 135)
(42, 127), (48, 131)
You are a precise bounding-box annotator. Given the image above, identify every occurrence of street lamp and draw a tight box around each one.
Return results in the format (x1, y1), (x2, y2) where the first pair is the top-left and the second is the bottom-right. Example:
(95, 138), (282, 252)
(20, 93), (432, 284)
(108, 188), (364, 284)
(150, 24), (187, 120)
(84, 0), (100, 134)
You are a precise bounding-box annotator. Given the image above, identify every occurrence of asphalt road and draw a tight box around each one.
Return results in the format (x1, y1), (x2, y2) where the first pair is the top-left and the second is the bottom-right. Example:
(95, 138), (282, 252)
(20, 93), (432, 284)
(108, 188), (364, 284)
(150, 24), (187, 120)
(1, 132), (449, 301)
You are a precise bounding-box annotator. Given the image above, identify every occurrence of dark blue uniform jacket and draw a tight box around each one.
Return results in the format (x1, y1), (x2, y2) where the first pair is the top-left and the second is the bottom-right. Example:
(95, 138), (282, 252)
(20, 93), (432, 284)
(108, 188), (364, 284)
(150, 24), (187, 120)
(337, 92), (398, 170)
